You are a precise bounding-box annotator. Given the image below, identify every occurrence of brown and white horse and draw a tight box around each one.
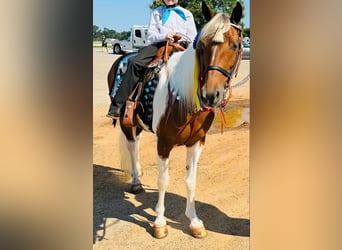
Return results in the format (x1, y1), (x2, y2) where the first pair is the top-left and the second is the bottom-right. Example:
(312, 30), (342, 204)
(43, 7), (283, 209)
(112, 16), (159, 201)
(108, 1), (243, 239)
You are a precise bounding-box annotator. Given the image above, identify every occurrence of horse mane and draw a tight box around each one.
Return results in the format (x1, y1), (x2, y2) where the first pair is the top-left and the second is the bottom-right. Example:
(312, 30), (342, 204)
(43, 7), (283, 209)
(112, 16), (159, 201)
(169, 48), (197, 111)
(154, 47), (197, 124)
(197, 13), (231, 45)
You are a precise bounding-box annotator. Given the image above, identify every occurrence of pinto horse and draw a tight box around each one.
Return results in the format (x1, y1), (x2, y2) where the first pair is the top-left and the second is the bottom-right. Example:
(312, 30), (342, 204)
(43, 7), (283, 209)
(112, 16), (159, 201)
(107, 1), (243, 239)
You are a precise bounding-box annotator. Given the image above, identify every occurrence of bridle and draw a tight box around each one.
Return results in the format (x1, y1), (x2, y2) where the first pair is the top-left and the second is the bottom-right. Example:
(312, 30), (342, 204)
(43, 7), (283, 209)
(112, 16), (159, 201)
(175, 23), (244, 136)
(199, 23), (244, 107)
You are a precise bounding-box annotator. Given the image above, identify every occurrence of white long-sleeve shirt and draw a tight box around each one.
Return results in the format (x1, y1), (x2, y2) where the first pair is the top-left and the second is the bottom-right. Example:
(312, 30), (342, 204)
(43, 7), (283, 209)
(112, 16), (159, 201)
(147, 5), (197, 44)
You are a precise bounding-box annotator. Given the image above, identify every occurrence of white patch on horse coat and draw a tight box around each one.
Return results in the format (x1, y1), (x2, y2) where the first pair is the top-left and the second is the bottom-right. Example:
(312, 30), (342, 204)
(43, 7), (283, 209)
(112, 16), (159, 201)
(154, 156), (170, 227)
(185, 141), (204, 228)
(152, 48), (196, 132)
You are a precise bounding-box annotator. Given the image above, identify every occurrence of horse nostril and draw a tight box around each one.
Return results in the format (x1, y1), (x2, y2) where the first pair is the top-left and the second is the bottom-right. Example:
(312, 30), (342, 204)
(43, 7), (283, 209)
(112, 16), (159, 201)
(216, 91), (220, 98)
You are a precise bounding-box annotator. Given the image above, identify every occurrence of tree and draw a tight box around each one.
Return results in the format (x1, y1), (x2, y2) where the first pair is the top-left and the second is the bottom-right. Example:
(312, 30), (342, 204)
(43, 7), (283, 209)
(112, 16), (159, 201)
(243, 27), (250, 38)
(118, 31), (131, 40)
(93, 25), (102, 40)
(149, 0), (246, 30)
(92, 25), (131, 41)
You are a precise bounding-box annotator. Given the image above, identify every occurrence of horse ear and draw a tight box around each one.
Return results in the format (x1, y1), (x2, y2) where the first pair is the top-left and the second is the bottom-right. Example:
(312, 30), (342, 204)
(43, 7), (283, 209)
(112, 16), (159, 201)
(230, 2), (243, 24)
(202, 1), (216, 21)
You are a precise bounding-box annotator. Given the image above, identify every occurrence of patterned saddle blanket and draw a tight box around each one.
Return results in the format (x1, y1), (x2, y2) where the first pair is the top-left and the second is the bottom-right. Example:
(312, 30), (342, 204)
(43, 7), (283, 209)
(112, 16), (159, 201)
(108, 52), (159, 132)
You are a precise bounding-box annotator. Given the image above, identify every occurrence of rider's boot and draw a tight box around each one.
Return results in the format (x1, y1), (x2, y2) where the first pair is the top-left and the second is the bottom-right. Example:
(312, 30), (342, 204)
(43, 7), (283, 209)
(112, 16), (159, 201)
(106, 101), (124, 119)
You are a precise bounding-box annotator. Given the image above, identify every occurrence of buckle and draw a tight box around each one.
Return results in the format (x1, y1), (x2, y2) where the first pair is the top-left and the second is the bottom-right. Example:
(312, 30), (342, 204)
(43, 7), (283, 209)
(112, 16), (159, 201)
(179, 41), (189, 49)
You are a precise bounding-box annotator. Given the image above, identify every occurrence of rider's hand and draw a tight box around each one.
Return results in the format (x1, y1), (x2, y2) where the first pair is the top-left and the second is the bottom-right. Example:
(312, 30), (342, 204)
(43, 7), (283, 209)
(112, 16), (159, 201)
(165, 31), (176, 42)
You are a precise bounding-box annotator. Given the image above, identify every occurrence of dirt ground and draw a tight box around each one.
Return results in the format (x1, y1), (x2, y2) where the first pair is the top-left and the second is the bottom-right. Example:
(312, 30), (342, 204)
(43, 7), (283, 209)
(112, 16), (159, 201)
(93, 48), (250, 249)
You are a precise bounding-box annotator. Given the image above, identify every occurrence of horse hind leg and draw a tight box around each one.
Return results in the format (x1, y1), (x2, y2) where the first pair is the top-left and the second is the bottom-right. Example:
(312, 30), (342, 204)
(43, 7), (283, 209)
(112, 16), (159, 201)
(185, 141), (208, 238)
(119, 130), (144, 194)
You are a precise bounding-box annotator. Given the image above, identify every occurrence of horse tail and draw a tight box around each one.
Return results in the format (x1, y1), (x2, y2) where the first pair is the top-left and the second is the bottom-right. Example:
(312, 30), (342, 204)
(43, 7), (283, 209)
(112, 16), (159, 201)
(119, 129), (143, 178)
(119, 130), (132, 176)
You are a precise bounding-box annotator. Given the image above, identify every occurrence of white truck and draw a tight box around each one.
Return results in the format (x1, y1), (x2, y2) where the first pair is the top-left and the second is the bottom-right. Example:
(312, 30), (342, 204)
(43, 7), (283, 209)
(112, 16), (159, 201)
(111, 25), (150, 54)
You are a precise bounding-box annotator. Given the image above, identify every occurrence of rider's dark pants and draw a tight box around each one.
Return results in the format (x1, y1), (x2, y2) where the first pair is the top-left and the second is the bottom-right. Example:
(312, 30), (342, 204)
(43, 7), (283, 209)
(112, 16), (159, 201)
(111, 43), (163, 105)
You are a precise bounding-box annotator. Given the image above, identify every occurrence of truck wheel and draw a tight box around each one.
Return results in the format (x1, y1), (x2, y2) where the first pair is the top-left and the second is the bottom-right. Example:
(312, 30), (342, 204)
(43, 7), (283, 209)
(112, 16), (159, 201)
(113, 44), (122, 54)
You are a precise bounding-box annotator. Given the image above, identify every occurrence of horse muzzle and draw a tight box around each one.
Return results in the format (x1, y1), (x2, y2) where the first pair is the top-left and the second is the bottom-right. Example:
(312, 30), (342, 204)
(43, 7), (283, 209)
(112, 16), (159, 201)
(200, 87), (224, 108)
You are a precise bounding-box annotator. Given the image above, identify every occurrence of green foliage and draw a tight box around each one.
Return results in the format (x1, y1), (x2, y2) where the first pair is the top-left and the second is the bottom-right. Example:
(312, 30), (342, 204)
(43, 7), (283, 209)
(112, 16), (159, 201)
(92, 25), (131, 41)
(243, 27), (250, 38)
(93, 25), (101, 40)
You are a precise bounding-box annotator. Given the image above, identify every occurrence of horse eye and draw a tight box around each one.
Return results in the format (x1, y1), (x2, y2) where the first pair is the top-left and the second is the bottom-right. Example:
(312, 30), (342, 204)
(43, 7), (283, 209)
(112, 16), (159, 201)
(231, 43), (238, 50)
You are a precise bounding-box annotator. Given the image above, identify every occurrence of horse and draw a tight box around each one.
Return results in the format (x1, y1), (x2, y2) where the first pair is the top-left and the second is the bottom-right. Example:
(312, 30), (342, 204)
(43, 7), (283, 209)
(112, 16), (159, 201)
(107, 1), (243, 239)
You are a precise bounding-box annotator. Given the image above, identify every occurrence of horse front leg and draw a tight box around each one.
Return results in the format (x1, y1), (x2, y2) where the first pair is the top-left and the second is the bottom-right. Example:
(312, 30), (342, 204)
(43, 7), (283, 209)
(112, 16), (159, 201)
(153, 155), (170, 239)
(185, 141), (208, 238)
(124, 133), (144, 194)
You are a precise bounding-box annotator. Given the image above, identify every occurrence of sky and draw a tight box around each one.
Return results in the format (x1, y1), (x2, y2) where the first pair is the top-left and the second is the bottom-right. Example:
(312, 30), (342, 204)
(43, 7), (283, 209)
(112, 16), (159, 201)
(93, 0), (250, 32)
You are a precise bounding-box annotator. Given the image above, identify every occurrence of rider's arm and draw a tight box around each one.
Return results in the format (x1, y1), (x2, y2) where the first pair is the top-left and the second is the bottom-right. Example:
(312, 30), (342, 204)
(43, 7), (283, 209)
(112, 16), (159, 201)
(183, 9), (197, 42)
(147, 7), (168, 43)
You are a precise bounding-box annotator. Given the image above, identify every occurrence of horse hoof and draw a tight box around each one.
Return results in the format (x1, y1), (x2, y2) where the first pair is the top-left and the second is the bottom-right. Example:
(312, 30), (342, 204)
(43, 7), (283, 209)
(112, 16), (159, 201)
(153, 225), (168, 239)
(190, 226), (208, 238)
(130, 184), (145, 194)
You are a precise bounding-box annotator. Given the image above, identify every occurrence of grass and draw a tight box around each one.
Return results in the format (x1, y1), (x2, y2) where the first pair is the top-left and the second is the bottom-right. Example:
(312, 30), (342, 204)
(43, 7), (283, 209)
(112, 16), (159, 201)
(93, 41), (113, 48)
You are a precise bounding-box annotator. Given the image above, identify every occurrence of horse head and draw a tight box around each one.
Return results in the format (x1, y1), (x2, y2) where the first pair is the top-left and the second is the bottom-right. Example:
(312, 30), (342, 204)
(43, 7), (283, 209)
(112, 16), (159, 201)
(197, 1), (243, 108)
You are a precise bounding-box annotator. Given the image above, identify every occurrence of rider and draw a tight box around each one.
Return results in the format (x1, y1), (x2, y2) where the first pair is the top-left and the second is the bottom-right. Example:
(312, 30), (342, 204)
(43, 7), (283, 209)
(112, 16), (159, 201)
(106, 0), (197, 119)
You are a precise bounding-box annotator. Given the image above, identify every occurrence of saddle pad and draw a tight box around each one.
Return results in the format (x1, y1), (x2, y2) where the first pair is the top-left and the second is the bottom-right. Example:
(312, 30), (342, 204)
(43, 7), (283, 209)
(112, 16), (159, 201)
(138, 76), (159, 131)
(109, 52), (137, 98)
(108, 52), (159, 132)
